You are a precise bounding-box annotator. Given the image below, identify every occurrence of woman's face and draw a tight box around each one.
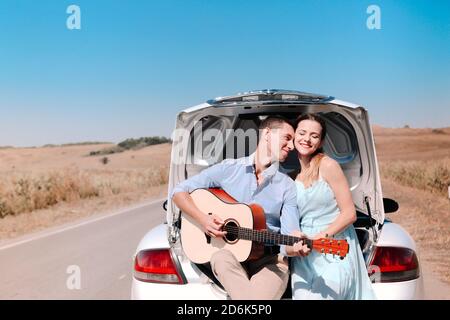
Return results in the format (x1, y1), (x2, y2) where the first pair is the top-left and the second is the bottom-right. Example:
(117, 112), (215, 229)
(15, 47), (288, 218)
(294, 119), (323, 157)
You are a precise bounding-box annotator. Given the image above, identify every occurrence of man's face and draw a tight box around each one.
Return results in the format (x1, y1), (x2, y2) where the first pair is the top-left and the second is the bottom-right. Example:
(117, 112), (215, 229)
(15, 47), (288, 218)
(265, 122), (295, 162)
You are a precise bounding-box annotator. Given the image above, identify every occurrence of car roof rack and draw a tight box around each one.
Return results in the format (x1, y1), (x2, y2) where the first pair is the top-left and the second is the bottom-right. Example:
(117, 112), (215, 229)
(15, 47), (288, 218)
(207, 89), (333, 106)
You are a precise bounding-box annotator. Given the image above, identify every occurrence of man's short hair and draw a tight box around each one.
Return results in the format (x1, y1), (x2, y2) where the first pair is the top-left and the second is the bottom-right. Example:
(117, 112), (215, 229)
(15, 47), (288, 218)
(259, 116), (293, 130)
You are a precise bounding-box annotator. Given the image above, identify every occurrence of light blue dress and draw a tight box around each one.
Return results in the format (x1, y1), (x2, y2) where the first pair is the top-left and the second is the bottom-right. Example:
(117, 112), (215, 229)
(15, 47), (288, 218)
(290, 177), (376, 300)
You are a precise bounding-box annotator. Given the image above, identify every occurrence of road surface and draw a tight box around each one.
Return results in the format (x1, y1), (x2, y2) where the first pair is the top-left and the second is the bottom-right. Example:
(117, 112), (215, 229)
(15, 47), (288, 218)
(0, 199), (448, 299)
(0, 198), (165, 299)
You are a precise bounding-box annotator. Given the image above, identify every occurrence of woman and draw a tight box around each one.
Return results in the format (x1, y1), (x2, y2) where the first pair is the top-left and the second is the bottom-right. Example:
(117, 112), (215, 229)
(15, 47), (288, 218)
(281, 113), (376, 300)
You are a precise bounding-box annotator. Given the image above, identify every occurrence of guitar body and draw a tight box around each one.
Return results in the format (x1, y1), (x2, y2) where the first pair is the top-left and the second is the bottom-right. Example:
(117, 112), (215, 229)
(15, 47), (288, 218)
(180, 188), (265, 264)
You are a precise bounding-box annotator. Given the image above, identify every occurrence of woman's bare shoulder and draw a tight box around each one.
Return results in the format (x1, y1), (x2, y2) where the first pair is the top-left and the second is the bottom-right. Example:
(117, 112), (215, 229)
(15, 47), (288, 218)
(319, 155), (342, 179)
(320, 155), (339, 170)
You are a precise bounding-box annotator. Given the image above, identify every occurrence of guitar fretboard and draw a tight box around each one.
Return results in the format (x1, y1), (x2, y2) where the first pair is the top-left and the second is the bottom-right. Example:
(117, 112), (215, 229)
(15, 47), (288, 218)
(223, 225), (313, 248)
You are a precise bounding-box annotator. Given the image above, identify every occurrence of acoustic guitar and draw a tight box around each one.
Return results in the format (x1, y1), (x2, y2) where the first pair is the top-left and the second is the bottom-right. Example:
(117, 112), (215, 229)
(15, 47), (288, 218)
(180, 188), (349, 264)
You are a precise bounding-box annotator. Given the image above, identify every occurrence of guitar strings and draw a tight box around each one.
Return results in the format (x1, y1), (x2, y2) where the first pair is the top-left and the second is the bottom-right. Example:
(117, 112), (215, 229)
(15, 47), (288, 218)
(223, 225), (309, 246)
(222, 225), (348, 251)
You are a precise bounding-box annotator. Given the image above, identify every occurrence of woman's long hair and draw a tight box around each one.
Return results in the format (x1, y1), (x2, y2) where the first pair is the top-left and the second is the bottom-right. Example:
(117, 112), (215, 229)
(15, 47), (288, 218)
(294, 113), (327, 187)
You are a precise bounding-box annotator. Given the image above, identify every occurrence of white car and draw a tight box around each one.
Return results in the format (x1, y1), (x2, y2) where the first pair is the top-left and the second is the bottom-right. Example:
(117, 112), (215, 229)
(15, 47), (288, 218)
(131, 89), (424, 300)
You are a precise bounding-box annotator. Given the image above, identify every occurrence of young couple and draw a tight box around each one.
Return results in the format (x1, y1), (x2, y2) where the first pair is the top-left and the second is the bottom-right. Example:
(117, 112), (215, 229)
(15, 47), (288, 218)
(171, 114), (376, 300)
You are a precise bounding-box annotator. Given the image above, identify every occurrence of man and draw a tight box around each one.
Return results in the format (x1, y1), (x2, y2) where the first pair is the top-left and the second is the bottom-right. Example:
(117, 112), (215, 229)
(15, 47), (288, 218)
(170, 116), (309, 300)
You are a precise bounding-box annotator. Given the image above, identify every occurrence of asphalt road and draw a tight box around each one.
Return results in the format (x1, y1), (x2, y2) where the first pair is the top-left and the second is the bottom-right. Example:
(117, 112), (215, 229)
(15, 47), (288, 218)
(0, 199), (448, 300)
(0, 198), (166, 299)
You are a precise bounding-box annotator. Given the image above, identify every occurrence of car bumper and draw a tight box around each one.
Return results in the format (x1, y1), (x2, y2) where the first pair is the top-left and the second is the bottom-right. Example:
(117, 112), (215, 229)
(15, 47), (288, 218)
(131, 278), (227, 300)
(372, 276), (424, 300)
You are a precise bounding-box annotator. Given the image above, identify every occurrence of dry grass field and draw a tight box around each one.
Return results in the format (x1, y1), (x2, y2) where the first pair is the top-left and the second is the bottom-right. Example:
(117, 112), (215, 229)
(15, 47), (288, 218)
(1, 127), (449, 287)
(0, 143), (171, 239)
(374, 126), (450, 284)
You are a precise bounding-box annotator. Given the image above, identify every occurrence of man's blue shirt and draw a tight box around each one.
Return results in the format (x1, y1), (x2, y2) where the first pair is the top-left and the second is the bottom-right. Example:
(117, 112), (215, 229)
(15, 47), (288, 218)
(170, 153), (299, 236)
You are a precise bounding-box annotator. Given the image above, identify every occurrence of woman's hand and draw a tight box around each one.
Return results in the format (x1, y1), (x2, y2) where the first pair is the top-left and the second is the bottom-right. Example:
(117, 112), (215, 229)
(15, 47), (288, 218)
(312, 231), (330, 240)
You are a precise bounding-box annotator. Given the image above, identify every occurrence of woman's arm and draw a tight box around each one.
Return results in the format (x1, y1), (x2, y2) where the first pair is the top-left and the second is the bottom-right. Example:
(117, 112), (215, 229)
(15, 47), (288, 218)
(280, 181), (311, 257)
(314, 157), (357, 239)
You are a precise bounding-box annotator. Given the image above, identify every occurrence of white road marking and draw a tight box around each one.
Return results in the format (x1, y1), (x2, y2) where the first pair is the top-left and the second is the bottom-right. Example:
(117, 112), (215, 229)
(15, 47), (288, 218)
(0, 198), (165, 251)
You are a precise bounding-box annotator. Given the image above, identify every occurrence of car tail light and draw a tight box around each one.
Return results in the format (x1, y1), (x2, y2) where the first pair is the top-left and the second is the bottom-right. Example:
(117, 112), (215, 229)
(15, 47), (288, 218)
(368, 246), (420, 283)
(134, 249), (186, 284)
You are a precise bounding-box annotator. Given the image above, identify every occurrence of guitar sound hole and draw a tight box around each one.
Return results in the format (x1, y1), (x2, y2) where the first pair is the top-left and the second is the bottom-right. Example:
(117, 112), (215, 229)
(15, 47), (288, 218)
(224, 221), (238, 243)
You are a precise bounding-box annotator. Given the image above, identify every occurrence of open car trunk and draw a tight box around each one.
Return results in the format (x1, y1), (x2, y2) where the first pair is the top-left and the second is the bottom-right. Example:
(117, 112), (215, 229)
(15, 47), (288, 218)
(167, 95), (385, 284)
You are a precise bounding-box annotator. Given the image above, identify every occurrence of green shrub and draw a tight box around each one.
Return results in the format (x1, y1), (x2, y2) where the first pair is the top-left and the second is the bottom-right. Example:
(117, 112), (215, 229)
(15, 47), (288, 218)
(118, 136), (171, 150)
(89, 136), (171, 157)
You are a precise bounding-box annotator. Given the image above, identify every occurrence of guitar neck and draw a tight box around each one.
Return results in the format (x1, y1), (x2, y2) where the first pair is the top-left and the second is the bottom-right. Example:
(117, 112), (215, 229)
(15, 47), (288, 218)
(224, 225), (312, 248)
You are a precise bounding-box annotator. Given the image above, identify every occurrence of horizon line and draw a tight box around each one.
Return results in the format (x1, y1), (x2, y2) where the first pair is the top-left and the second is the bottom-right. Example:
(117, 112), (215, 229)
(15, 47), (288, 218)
(0, 124), (449, 149)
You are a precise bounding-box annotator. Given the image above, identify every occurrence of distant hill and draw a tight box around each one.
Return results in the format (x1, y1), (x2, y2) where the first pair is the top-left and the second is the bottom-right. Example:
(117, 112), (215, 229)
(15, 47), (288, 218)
(42, 141), (113, 148)
(372, 125), (450, 136)
(0, 142), (171, 173)
(372, 125), (450, 161)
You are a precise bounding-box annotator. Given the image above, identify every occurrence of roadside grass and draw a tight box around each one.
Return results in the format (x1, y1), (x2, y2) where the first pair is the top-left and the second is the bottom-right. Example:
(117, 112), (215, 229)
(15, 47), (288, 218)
(380, 158), (450, 198)
(379, 157), (450, 284)
(0, 166), (169, 218)
(380, 177), (450, 284)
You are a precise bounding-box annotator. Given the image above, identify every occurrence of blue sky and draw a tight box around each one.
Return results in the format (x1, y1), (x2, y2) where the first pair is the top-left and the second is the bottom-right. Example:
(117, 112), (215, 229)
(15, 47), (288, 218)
(0, 0), (449, 147)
